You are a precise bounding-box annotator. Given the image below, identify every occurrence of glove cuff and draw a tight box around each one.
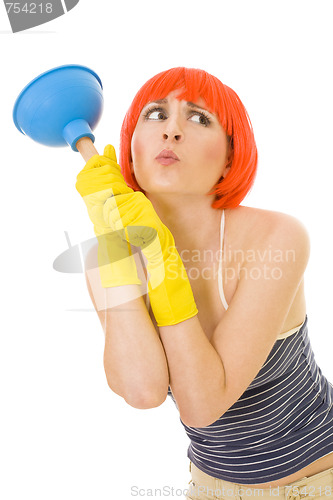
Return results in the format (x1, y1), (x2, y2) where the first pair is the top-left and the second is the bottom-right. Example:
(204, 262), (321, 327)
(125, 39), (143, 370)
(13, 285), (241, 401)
(146, 248), (198, 326)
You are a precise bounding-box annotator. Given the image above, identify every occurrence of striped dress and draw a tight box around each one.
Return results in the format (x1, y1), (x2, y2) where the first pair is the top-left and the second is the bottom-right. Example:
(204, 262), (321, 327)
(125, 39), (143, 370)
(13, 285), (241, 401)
(167, 210), (333, 483)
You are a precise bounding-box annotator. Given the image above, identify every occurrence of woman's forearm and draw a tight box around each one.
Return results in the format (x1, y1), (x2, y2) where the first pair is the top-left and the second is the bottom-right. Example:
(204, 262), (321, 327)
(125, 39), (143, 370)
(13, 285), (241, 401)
(85, 260), (170, 409)
(102, 292), (170, 409)
(159, 316), (225, 428)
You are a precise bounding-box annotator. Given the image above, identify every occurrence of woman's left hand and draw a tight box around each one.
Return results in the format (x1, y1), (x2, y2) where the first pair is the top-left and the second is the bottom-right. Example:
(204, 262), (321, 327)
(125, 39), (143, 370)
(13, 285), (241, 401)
(76, 145), (142, 288)
(102, 180), (198, 327)
(75, 144), (133, 231)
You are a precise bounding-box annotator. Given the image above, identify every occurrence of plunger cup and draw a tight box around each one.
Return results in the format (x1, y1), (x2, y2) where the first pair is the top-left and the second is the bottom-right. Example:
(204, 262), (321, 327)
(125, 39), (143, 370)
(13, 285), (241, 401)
(13, 64), (103, 160)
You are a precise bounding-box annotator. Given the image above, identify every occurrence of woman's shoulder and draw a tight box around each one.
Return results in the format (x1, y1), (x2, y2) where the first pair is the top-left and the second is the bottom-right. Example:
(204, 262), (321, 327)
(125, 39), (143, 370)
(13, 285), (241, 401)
(231, 205), (310, 255)
(233, 204), (307, 225)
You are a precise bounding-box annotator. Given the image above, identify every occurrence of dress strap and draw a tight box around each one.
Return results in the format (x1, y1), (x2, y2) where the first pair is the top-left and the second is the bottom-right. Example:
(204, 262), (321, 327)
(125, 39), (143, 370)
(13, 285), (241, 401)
(218, 209), (229, 311)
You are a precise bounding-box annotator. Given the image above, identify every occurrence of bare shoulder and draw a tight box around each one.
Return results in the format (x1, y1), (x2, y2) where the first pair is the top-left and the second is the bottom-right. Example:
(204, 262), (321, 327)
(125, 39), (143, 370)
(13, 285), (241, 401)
(232, 205), (310, 260)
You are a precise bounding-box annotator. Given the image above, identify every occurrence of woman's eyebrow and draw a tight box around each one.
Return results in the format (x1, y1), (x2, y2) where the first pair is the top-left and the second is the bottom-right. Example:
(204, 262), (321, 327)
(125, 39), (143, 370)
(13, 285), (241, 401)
(142, 99), (213, 115)
(145, 99), (167, 106)
(186, 101), (213, 115)
(141, 99), (167, 113)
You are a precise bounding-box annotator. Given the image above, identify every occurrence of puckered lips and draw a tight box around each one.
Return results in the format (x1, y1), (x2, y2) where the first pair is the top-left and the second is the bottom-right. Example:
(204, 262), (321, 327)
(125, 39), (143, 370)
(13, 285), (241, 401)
(155, 149), (180, 166)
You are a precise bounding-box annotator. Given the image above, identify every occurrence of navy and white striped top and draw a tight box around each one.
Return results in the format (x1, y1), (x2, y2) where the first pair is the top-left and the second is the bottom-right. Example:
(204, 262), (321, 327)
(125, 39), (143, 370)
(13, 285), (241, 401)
(166, 210), (333, 484)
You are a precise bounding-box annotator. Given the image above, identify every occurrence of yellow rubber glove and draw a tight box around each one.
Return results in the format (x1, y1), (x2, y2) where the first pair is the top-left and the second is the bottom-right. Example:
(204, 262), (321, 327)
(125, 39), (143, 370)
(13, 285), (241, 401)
(76, 145), (198, 326)
(103, 191), (199, 326)
(76, 146), (141, 288)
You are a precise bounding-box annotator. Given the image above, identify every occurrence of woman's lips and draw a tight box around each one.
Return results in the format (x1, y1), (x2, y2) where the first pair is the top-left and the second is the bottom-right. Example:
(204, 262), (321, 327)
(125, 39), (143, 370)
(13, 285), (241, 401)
(155, 149), (180, 166)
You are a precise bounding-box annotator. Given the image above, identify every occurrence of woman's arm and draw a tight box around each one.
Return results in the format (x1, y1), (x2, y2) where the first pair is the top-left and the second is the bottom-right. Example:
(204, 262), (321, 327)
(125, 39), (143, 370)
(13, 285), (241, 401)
(85, 244), (170, 409)
(159, 214), (310, 428)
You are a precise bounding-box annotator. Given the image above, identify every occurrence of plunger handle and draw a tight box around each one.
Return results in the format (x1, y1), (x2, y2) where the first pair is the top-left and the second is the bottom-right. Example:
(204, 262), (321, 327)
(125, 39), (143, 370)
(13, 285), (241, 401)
(76, 137), (99, 162)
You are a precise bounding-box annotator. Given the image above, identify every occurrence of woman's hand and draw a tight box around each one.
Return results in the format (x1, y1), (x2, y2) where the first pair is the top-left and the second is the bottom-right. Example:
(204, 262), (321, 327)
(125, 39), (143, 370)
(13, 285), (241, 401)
(76, 144), (133, 198)
(76, 144), (198, 326)
(75, 145), (133, 230)
(76, 145), (141, 289)
(102, 188), (198, 327)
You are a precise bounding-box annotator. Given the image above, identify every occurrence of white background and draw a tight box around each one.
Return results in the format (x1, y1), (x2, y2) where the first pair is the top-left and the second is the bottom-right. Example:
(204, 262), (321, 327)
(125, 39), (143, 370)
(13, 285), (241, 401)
(1, 1), (333, 498)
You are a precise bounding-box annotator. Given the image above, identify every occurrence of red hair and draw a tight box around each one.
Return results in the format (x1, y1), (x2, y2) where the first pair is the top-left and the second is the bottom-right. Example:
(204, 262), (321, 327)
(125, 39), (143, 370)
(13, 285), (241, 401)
(119, 67), (258, 209)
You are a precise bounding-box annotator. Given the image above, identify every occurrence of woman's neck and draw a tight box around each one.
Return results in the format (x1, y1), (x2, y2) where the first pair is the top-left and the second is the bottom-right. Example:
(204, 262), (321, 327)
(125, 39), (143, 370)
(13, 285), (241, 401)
(146, 192), (223, 251)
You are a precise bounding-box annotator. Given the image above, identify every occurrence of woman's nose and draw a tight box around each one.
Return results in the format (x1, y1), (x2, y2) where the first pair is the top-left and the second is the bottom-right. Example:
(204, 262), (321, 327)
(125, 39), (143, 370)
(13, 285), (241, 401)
(162, 117), (184, 142)
(163, 131), (183, 141)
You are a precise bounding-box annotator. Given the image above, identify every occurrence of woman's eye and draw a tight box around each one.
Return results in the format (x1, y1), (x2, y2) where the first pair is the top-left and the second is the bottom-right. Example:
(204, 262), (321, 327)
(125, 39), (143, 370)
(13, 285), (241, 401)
(143, 107), (167, 121)
(189, 112), (210, 126)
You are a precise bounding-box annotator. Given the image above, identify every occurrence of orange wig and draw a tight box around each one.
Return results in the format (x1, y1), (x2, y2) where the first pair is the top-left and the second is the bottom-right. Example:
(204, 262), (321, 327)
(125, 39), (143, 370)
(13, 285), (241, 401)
(119, 67), (258, 209)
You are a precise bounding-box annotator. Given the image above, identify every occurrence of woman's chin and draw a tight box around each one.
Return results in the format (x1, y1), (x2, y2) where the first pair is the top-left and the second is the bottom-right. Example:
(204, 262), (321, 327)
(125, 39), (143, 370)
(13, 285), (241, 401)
(139, 179), (183, 193)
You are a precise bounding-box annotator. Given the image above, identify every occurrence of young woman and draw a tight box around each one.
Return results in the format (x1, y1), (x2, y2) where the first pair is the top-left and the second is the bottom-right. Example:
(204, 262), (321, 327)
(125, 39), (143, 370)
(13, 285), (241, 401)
(76, 67), (333, 498)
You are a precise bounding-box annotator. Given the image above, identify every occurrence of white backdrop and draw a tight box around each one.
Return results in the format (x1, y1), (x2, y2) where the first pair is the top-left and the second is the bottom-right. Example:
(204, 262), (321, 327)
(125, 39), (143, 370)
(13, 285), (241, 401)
(1, 1), (333, 499)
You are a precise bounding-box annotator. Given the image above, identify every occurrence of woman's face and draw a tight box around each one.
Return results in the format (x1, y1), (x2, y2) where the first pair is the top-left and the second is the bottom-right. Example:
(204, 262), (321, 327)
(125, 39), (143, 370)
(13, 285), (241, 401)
(130, 90), (230, 196)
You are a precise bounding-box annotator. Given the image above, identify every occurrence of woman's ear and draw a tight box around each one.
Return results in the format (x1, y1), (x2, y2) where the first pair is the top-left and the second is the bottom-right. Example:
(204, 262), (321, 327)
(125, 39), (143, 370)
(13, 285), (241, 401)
(220, 158), (232, 181)
(223, 163), (232, 179)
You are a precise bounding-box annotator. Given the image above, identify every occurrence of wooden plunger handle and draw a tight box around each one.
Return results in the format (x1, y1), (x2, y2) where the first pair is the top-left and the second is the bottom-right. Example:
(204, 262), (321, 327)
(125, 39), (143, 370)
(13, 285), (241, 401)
(76, 137), (99, 162)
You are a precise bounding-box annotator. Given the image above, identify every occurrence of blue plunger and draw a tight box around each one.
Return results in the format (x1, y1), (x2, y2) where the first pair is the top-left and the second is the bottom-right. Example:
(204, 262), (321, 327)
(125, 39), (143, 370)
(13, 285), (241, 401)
(13, 64), (103, 159)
